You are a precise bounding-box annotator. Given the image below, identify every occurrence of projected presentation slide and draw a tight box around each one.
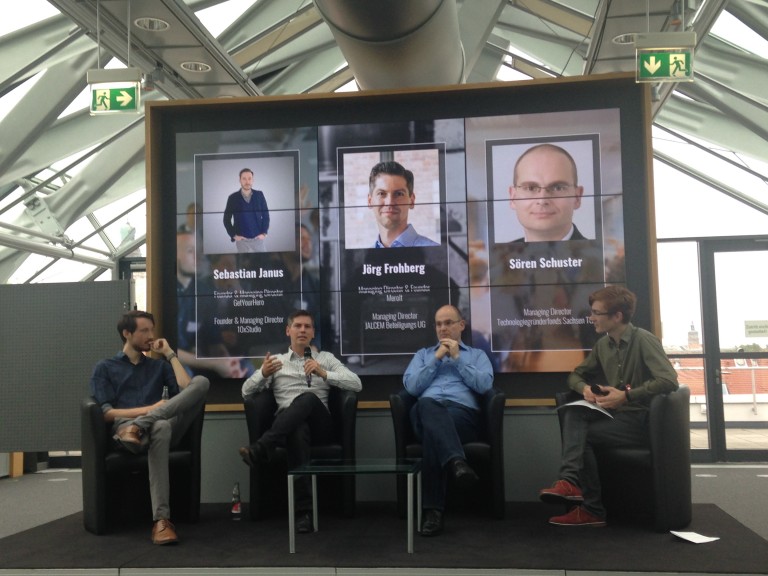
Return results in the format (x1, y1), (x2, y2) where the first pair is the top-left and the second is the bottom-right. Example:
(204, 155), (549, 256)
(161, 79), (646, 384)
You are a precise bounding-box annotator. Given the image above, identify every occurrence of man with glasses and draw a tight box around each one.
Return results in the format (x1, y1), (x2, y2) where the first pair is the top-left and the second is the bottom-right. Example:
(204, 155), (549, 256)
(508, 143), (588, 242)
(538, 286), (679, 526)
(403, 305), (494, 536)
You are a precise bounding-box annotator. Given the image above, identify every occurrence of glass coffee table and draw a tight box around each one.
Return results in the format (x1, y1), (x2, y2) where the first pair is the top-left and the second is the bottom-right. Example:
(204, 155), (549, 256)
(287, 458), (422, 553)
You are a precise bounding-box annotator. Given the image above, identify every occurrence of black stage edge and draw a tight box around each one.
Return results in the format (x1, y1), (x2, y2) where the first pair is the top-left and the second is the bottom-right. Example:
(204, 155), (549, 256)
(1, 502), (767, 573)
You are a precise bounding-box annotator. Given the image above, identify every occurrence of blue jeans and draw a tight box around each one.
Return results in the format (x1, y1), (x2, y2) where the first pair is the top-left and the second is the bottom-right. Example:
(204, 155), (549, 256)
(410, 397), (481, 510)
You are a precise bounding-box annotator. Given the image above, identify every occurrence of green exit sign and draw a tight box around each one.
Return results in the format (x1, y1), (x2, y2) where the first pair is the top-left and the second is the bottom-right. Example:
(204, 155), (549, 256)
(637, 49), (693, 82)
(90, 85), (140, 114)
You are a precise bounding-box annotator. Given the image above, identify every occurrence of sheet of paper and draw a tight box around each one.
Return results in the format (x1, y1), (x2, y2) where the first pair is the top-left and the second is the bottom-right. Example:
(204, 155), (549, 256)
(671, 531), (720, 544)
(556, 399), (613, 418)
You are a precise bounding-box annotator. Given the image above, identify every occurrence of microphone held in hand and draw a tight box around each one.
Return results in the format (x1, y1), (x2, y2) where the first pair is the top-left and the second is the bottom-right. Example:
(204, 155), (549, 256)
(304, 347), (312, 387)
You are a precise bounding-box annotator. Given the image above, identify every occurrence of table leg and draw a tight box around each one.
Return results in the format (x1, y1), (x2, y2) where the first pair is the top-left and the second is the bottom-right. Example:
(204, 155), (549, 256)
(288, 474), (295, 553)
(407, 471), (414, 553)
(312, 474), (318, 532)
(417, 470), (422, 533)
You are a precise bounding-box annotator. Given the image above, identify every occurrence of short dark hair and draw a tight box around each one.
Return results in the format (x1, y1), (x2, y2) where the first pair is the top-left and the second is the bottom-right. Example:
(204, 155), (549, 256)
(369, 161), (414, 196)
(239, 168), (253, 178)
(287, 309), (313, 328)
(589, 286), (636, 324)
(118, 310), (154, 343)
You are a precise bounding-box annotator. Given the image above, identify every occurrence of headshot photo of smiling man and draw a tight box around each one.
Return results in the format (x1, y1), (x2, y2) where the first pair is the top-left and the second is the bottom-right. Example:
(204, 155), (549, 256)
(509, 143), (588, 243)
(368, 160), (440, 248)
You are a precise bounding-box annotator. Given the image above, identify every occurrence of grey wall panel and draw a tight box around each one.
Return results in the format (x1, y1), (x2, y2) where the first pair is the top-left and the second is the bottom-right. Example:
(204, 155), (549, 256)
(0, 281), (130, 451)
(200, 409), (561, 504)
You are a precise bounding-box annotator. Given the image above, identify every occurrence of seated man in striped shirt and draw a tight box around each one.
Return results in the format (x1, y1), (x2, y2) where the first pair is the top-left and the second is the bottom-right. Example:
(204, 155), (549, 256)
(238, 309), (362, 533)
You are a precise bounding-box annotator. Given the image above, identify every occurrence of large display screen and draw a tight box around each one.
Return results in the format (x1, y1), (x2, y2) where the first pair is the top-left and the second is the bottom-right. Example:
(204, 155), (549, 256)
(149, 75), (654, 403)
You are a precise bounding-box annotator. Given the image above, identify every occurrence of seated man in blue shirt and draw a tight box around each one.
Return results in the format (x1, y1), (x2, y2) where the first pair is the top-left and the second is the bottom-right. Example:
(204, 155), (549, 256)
(368, 160), (440, 248)
(89, 310), (209, 545)
(403, 305), (494, 536)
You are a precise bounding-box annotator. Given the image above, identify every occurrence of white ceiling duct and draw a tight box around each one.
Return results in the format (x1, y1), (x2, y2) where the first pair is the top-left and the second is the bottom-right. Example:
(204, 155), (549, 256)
(313, 0), (464, 90)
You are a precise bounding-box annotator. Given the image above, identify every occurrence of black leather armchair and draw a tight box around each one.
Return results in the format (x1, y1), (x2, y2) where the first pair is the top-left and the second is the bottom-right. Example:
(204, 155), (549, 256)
(390, 387), (506, 519)
(81, 396), (205, 534)
(243, 386), (358, 520)
(555, 386), (692, 531)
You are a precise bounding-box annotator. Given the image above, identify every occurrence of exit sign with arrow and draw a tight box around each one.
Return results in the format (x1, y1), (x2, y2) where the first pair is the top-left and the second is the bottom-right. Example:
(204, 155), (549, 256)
(90, 86), (139, 114)
(634, 31), (696, 83)
(637, 49), (693, 82)
(87, 68), (142, 115)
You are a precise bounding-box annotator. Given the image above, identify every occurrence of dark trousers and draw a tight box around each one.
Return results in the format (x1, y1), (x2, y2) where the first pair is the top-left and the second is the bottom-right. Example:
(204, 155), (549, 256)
(259, 392), (334, 511)
(410, 396), (481, 511)
(559, 406), (649, 517)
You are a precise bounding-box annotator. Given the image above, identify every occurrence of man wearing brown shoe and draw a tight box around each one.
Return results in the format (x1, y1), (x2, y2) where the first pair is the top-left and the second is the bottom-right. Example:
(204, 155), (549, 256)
(538, 286), (678, 526)
(90, 310), (209, 544)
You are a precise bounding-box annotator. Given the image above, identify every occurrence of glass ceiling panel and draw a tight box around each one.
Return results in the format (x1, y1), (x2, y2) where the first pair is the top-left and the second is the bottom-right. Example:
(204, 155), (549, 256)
(194, 0), (259, 38)
(65, 217), (107, 252)
(32, 257), (100, 284)
(0, 73), (43, 123)
(712, 10), (768, 59)
(8, 254), (53, 284)
(653, 160), (768, 239)
(653, 126), (768, 209)
(0, 1), (59, 38)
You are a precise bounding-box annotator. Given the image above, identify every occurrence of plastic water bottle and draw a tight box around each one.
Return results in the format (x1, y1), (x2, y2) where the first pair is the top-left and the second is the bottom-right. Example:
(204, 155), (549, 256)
(231, 481), (242, 520)
(161, 385), (169, 401)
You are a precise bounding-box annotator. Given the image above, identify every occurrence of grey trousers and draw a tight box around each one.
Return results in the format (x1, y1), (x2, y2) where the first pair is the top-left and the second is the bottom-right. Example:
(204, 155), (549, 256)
(113, 375), (209, 521)
(559, 405), (649, 518)
(235, 237), (266, 252)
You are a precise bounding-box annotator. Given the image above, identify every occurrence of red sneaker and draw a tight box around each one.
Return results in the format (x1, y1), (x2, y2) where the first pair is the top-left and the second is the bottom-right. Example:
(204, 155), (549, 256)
(539, 479), (584, 504)
(549, 506), (606, 527)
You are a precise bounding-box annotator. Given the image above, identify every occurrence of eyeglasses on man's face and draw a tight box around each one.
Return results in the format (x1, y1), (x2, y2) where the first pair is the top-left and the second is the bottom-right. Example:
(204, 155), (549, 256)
(589, 309), (612, 317)
(435, 319), (462, 328)
(514, 183), (575, 197)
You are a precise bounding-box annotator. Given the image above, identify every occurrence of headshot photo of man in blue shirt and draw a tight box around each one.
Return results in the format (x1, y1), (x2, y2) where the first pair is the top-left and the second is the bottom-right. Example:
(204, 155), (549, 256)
(368, 160), (440, 248)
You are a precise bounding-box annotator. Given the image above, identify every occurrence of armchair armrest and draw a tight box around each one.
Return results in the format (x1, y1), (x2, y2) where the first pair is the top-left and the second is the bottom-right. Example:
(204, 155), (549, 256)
(329, 387), (358, 460)
(81, 396), (109, 534)
(390, 389), (417, 459)
(482, 387), (505, 445)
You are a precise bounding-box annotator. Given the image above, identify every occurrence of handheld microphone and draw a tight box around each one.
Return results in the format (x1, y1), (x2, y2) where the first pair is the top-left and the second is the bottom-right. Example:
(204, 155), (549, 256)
(304, 347), (312, 387)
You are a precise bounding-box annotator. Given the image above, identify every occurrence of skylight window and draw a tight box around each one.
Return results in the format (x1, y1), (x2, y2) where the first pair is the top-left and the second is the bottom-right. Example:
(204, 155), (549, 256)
(710, 10), (768, 59)
(0, 1), (59, 38)
(195, 0), (259, 38)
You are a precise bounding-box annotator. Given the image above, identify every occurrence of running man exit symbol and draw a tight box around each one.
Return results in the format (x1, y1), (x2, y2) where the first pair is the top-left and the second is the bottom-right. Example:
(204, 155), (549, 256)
(637, 49), (693, 82)
(90, 86), (139, 114)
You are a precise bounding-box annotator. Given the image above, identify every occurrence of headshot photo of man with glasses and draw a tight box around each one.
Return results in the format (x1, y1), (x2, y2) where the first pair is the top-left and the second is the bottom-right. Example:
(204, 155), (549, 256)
(507, 143), (590, 243)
